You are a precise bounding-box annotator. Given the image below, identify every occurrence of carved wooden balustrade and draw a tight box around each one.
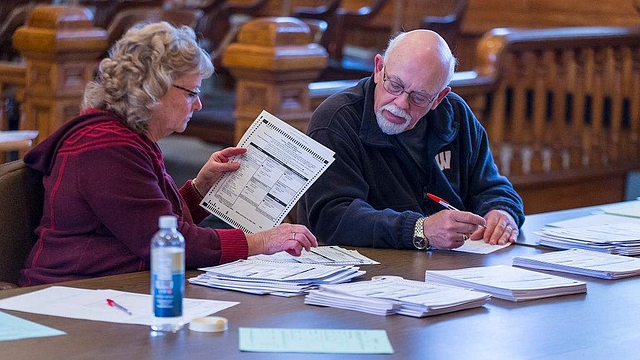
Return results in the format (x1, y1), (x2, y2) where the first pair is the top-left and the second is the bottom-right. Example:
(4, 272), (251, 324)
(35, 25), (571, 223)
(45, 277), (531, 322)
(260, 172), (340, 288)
(461, 27), (640, 213)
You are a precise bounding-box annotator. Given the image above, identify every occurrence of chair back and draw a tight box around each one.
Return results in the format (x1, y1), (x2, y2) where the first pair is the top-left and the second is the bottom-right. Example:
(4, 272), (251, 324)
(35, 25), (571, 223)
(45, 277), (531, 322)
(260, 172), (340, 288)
(106, 7), (204, 47)
(0, 160), (43, 288)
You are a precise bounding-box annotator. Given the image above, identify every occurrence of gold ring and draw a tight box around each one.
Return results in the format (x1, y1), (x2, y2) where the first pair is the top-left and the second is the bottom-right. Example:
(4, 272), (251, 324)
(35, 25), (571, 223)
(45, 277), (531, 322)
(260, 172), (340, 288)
(291, 232), (296, 241)
(462, 234), (469, 241)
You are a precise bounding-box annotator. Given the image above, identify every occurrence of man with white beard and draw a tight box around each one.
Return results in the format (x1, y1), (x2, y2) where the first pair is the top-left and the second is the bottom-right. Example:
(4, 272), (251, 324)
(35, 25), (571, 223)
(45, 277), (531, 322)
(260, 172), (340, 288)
(298, 30), (524, 251)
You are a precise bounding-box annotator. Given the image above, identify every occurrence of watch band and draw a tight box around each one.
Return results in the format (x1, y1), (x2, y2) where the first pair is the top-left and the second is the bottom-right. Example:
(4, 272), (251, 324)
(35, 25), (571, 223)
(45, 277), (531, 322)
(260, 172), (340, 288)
(413, 217), (430, 250)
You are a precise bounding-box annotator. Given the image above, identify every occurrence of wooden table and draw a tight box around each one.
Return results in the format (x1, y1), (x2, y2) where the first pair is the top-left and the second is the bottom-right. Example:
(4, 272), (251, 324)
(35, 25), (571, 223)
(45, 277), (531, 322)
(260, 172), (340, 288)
(2, 206), (639, 359)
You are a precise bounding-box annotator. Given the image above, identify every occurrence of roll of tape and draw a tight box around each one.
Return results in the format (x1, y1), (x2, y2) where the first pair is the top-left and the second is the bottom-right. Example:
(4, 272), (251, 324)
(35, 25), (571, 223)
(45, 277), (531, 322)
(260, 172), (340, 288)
(189, 316), (228, 333)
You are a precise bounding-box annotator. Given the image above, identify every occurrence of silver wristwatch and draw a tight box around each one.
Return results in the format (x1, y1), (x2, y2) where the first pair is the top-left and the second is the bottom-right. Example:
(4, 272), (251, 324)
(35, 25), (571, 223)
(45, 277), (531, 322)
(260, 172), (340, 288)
(412, 217), (430, 250)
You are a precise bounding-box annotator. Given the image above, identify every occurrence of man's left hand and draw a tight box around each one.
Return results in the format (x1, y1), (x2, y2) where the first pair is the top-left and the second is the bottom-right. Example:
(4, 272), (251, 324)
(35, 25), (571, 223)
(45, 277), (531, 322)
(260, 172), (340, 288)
(469, 210), (518, 245)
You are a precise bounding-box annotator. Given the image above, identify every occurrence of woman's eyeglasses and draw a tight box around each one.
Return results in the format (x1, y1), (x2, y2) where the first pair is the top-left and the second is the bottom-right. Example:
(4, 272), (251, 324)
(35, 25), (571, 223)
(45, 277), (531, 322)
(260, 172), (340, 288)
(172, 84), (200, 103)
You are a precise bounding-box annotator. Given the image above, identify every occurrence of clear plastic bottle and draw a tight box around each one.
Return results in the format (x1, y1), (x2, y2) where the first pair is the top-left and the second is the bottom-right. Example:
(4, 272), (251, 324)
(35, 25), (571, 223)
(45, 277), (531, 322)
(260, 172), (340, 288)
(150, 215), (185, 332)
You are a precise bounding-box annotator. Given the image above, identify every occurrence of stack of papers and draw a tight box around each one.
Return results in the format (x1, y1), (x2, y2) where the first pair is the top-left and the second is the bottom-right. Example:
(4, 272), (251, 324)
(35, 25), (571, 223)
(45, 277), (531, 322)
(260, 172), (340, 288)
(189, 259), (365, 297)
(535, 223), (640, 255)
(249, 246), (379, 265)
(513, 248), (640, 279)
(425, 265), (587, 302)
(304, 276), (490, 317)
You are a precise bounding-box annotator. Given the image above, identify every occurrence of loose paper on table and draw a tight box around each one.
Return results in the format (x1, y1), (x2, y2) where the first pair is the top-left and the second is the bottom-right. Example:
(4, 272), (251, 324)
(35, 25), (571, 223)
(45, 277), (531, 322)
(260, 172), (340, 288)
(545, 213), (640, 228)
(200, 110), (335, 233)
(0, 286), (238, 326)
(603, 201), (640, 219)
(239, 327), (394, 354)
(453, 239), (511, 254)
(0, 311), (65, 341)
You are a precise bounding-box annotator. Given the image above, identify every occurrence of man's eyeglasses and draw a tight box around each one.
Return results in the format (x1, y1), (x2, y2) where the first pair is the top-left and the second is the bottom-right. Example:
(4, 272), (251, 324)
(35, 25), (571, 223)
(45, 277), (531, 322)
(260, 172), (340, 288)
(172, 84), (200, 103)
(382, 70), (435, 107)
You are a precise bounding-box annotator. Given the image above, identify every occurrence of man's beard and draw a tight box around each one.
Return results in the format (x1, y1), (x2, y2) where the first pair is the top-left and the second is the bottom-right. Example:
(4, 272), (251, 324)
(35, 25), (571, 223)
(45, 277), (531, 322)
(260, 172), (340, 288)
(376, 104), (411, 135)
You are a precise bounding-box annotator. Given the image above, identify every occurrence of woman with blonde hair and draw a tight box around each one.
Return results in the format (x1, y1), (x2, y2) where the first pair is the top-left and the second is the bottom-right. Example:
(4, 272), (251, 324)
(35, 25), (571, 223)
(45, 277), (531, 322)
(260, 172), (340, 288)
(20, 22), (316, 286)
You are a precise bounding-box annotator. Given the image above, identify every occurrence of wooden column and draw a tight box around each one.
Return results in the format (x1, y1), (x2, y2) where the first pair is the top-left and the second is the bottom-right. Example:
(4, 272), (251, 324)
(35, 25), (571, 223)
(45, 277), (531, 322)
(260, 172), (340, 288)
(12, 5), (107, 144)
(222, 17), (327, 143)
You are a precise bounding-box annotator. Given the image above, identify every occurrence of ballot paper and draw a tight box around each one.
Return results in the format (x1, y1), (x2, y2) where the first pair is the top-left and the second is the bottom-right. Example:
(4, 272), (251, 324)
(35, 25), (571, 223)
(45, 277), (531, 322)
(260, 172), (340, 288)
(535, 223), (640, 255)
(425, 265), (586, 302)
(304, 276), (490, 317)
(452, 239), (511, 254)
(249, 246), (380, 265)
(189, 259), (365, 297)
(200, 110), (335, 233)
(512, 248), (640, 279)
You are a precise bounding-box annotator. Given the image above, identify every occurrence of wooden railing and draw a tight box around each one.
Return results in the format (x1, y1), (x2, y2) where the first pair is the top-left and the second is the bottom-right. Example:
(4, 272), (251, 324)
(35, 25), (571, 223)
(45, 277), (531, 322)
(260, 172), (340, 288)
(464, 27), (640, 213)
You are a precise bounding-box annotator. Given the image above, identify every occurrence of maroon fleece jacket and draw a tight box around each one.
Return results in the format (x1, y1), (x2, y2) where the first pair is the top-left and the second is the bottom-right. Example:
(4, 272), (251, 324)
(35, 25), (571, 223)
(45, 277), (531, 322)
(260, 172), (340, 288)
(20, 109), (247, 286)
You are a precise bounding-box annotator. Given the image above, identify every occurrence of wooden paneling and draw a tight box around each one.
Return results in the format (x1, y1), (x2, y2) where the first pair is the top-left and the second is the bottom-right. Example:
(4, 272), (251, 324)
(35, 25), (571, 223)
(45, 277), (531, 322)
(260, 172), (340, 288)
(456, 0), (640, 70)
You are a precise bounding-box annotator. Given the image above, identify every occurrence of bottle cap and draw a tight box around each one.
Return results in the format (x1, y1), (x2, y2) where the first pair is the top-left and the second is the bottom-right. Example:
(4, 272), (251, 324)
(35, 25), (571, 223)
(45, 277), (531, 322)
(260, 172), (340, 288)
(189, 316), (228, 333)
(158, 215), (177, 229)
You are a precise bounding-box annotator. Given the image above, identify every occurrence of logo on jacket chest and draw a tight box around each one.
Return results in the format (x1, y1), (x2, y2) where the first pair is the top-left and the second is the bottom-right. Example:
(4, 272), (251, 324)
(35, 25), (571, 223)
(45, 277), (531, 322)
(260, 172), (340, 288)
(435, 150), (451, 170)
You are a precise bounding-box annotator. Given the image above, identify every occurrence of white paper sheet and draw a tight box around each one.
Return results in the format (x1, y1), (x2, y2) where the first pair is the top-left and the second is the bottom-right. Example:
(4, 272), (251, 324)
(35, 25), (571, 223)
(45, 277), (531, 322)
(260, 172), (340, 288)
(603, 202), (640, 218)
(250, 246), (380, 265)
(453, 239), (511, 254)
(200, 110), (335, 233)
(0, 286), (238, 326)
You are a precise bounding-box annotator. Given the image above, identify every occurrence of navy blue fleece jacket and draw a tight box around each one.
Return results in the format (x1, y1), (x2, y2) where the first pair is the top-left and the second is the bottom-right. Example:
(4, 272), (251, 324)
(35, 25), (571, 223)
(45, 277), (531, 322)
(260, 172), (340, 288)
(298, 76), (524, 249)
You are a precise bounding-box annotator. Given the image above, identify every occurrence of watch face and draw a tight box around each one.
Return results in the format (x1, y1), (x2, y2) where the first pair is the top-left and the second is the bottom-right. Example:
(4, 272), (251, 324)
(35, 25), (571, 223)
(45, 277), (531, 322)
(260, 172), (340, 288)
(413, 237), (426, 250)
